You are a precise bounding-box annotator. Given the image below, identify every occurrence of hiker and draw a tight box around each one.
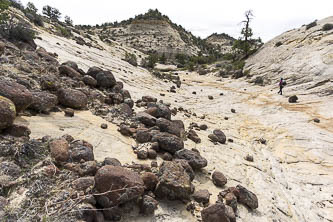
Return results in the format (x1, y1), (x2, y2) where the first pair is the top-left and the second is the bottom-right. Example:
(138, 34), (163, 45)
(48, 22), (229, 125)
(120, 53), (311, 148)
(278, 78), (285, 95)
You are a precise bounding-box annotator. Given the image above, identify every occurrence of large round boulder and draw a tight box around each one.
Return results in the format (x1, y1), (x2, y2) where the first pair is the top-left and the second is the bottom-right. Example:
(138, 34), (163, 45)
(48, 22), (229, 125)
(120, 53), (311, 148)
(155, 161), (192, 201)
(57, 88), (88, 109)
(213, 129), (226, 144)
(29, 91), (58, 112)
(87, 66), (103, 79)
(152, 132), (184, 154)
(96, 71), (117, 88)
(0, 96), (16, 130)
(0, 79), (33, 113)
(201, 203), (230, 222)
(58, 65), (82, 79)
(174, 149), (207, 170)
(94, 166), (145, 206)
(50, 139), (70, 162)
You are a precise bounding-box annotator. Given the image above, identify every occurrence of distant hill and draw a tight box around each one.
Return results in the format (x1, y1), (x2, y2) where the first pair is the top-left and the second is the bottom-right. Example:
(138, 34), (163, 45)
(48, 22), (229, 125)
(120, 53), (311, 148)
(94, 9), (217, 57)
(205, 33), (235, 54)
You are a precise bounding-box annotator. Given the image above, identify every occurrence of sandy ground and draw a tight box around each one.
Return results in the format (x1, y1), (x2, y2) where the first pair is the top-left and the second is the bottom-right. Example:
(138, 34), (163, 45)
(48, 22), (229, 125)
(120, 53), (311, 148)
(21, 30), (333, 222)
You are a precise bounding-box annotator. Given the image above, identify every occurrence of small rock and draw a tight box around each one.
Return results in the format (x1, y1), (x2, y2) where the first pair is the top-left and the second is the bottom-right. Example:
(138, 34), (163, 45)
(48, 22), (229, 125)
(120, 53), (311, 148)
(103, 157), (121, 166)
(212, 171), (227, 187)
(314, 118), (320, 123)
(4, 124), (31, 137)
(137, 149), (148, 160)
(174, 149), (207, 170)
(72, 177), (95, 191)
(199, 124), (208, 130)
(288, 95), (298, 103)
(236, 185), (258, 209)
(141, 172), (158, 191)
(147, 149), (157, 159)
(101, 123), (108, 129)
(201, 203), (230, 222)
(187, 129), (201, 144)
(162, 152), (173, 161)
(192, 189), (210, 204)
(245, 154), (254, 162)
(140, 195), (158, 215)
(50, 139), (70, 162)
(213, 129), (226, 144)
(231, 109), (236, 113)
(64, 108), (74, 117)
(71, 145), (95, 162)
(208, 96), (214, 100)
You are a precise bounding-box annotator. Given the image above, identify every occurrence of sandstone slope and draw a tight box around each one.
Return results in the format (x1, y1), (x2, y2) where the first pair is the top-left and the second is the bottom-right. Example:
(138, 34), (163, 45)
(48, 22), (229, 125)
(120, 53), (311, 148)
(245, 16), (333, 95)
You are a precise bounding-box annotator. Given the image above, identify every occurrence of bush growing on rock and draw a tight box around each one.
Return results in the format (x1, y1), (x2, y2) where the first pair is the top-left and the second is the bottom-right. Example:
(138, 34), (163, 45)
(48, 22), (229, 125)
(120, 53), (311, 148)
(124, 52), (138, 66)
(322, 23), (333, 31)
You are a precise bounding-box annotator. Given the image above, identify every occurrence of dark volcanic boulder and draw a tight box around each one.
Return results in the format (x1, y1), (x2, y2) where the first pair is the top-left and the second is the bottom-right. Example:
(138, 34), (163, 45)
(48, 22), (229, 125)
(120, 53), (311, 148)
(87, 66), (103, 79)
(175, 149), (207, 170)
(201, 203), (230, 222)
(212, 171), (228, 187)
(57, 88), (88, 109)
(29, 91), (58, 112)
(236, 185), (258, 209)
(0, 96), (16, 130)
(58, 65), (82, 79)
(152, 132), (184, 154)
(83, 75), (97, 87)
(0, 79), (33, 113)
(136, 112), (156, 127)
(50, 139), (70, 162)
(62, 61), (79, 71)
(288, 95), (298, 103)
(140, 195), (158, 215)
(141, 172), (158, 191)
(142, 96), (157, 103)
(213, 129), (226, 144)
(187, 129), (201, 143)
(146, 103), (171, 120)
(156, 118), (185, 138)
(155, 161), (192, 201)
(4, 124), (31, 137)
(212, 170), (228, 187)
(96, 71), (117, 88)
(175, 159), (195, 181)
(70, 146), (94, 162)
(136, 129), (152, 143)
(192, 189), (210, 204)
(94, 166), (145, 206)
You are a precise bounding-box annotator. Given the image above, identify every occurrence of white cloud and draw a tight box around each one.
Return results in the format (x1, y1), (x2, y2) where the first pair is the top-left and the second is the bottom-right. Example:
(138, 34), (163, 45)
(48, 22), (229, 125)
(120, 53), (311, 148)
(20, 0), (333, 41)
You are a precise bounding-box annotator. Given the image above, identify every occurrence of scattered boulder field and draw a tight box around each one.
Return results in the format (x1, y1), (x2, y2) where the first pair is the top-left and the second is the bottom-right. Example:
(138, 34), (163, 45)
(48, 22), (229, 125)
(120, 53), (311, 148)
(1, 14), (333, 222)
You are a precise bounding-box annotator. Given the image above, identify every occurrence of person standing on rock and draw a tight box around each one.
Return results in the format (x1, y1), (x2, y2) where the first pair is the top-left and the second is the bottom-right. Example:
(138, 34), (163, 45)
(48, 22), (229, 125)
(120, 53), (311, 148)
(278, 78), (285, 95)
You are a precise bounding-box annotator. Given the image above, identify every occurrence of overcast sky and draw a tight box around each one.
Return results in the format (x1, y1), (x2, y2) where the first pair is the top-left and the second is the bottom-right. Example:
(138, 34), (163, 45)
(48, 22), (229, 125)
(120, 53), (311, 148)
(20, 0), (333, 42)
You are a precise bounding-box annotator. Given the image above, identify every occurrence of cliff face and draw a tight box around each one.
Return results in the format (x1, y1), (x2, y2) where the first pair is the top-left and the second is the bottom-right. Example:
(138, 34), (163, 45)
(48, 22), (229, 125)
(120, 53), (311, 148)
(244, 16), (333, 95)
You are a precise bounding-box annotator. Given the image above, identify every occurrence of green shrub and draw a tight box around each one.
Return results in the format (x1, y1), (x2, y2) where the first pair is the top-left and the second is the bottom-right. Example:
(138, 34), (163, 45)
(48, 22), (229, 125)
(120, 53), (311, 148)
(124, 52), (138, 66)
(56, 26), (72, 38)
(275, 41), (282, 47)
(7, 24), (35, 42)
(306, 21), (317, 30)
(232, 60), (245, 70)
(322, 23), (333, 31)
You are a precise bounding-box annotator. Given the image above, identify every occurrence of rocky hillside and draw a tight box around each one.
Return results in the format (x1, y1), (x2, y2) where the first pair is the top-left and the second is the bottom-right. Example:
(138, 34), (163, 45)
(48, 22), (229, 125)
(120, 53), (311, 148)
(95, 9), (211, 57)
(244, 16), (333, 95)
(205, 33), (235, 54)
